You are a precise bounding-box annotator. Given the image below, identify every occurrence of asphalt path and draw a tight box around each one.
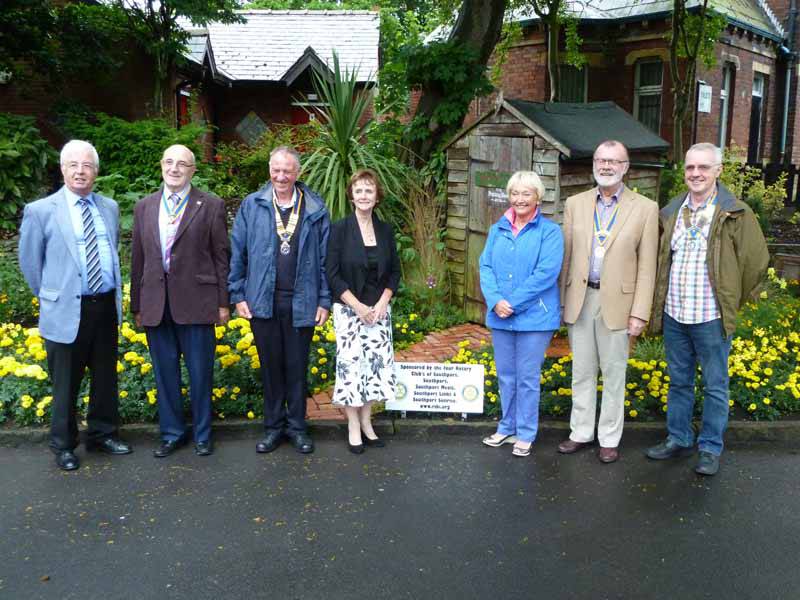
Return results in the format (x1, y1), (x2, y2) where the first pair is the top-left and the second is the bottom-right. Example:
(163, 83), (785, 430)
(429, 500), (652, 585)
(1, 431), (799, 600)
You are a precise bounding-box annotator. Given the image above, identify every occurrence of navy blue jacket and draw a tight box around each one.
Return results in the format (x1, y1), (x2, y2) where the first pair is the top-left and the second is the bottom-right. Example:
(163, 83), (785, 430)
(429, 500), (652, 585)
(228, 181), (332, 326)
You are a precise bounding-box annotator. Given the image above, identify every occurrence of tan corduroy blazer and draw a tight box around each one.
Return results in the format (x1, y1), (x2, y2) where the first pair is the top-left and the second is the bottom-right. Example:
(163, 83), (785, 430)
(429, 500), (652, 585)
(559, 186), (659, 330)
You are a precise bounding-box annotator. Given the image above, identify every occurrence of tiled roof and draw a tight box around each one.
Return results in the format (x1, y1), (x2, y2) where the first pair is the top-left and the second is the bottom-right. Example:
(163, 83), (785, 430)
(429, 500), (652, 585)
(200, 10), (379, 82)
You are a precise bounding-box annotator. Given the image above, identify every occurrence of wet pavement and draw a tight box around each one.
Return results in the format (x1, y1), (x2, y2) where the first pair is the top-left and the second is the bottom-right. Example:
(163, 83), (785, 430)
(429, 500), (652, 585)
(1, 430), (799, 600)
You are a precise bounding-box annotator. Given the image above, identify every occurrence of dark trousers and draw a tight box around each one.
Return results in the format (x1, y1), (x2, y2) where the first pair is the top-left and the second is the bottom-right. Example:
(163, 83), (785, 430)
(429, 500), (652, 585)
(145, 292), (215, 443)
(44, 291), (118, 452)
(251, 292), (313, 435)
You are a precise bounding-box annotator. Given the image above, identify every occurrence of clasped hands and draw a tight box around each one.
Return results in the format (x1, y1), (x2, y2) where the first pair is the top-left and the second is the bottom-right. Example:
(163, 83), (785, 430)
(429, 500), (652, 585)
(354, 299), (388, 325)
(494, 299), (514, 319)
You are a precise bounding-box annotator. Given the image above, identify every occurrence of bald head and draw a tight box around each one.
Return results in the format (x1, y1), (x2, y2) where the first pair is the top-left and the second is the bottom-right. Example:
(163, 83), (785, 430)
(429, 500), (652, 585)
(161, 144), (197, 193)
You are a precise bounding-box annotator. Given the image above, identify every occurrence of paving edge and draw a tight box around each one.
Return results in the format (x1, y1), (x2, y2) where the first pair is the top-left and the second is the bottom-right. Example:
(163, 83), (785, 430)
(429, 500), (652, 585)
(2, 418), (799, 448)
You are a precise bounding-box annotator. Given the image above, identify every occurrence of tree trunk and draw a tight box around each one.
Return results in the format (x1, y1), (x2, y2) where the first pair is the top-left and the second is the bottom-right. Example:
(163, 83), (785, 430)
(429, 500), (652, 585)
(409, 0), (506, 164)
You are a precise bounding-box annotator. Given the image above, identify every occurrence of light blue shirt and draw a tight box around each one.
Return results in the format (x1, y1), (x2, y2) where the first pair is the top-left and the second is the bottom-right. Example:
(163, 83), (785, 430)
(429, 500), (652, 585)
(159, 184), (192, 271)
(64, 188), (116, 294)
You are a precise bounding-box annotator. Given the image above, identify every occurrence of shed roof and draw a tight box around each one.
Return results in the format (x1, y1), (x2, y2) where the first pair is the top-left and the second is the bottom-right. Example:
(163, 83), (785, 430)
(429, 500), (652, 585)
(193, 10), (379, 83)
(506, 100), (670, 158)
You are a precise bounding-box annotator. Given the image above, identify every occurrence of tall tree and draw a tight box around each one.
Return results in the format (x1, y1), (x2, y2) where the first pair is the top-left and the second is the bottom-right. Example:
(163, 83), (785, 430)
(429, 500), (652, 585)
(668, 0), (726, 158)
(406, 0), (507, 164)
(110, 0), (243, 115)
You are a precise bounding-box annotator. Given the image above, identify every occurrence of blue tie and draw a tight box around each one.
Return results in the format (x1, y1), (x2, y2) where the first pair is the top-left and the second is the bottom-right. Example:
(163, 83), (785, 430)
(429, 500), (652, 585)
(79, 197), (102, 294)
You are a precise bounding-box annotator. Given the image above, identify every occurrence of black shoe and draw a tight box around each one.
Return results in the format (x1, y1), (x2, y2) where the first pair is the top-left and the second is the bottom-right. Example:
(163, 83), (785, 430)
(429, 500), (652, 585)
(153, 438), (185, 458)
(348, 440), (365, 454)
(256, 431), (283, 454)
(695, 451), (720, 476)
(87, 437), (132, 455)
(363, 436), (385, 448)
(287, 432), (314, 454)
(55, 450), (79, 471)
(195, 441), (213, 456)
(645, 438), (694, 460)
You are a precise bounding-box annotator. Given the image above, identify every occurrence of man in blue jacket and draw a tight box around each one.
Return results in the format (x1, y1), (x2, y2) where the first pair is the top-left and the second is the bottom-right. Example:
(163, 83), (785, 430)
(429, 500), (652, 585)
(229, 146), (331, 454)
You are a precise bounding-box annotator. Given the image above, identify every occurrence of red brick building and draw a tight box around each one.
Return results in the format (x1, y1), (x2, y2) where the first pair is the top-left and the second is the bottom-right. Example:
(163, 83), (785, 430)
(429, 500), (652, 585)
(464, 0), (794, 166)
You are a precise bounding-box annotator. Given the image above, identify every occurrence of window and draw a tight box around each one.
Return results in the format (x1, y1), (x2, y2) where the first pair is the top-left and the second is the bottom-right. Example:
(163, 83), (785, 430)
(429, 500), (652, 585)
(559, 65), (587, 102)
(748, 73), (766, 163)
(634, 59), (663, 134)
(718, 63), (735, 148)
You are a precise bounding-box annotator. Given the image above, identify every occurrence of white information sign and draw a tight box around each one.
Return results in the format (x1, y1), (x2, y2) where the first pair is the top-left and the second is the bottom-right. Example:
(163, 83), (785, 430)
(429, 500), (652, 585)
(487, 188), (508, 204)
(388, 362), (485, 413)
(698, 84), (712, 113)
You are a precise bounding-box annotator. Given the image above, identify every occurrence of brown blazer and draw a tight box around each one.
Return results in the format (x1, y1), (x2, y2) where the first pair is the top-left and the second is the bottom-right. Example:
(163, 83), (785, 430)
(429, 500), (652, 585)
(559, 186), (659, 330)
(130, 187), (231, 326)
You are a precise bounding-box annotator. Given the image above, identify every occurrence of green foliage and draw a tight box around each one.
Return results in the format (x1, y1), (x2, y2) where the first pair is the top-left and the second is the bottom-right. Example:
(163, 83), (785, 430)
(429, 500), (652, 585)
(490, 21), (523, 85)
(661, 145), (787, 231)
(403, 40), (494, 143)
(672, 9), (727, 69)
(59, 109), (209, 186)
(0, 114), (56, 231)
(209, 124), (318, 199)
(0, 1), (129, 90)
(0, 244), (39, 326)
(301, 52), (411, 223)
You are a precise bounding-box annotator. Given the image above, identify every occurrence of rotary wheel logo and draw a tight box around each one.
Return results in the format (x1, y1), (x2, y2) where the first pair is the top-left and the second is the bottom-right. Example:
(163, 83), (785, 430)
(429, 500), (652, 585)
(461, 384), (480, 402)
(396, 382), (407, 400)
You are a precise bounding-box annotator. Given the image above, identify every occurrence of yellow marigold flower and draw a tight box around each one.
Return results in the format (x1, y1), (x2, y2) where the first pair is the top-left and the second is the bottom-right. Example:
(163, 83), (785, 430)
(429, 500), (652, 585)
(764, 367), (773, 376)
(120, 391), (128, 398)
(36, 408), (45, 417)
(317, 347), (326, 355)
(319, 357), (327, 365)
(311, 366), (318, 374)
(325, 332), (336, 342)
(236, 338), (252, 352)
(628, 409), (638, 418)
(141, 363), (152, 375)
(21, 396), (33, 409)
(321, 373), (327, 380)
(748, 403), (757, 411)
(215, 326), (225, 339)
(763, 398), (771, 405)
(662, 405), (667, 413)
(216, 345), (231, 355)
(624, 400), (631, 407)
(83, 396), (90, 405)
(117, 361), (124, 373)
(148, 396), (156, 405)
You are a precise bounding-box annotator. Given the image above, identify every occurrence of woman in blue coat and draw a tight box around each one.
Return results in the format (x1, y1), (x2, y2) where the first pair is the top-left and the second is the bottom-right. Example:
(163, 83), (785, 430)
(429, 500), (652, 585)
(479, 171), (563, 457)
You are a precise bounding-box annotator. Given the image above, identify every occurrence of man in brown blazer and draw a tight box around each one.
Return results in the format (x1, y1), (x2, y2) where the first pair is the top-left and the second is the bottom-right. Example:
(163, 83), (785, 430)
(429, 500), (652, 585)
(130, 144), (231, 457)
(558, 140), (658, 463)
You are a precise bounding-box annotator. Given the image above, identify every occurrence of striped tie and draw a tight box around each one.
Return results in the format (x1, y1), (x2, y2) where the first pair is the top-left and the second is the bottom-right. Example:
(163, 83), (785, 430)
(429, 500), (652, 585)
(79, 197), (102, 294)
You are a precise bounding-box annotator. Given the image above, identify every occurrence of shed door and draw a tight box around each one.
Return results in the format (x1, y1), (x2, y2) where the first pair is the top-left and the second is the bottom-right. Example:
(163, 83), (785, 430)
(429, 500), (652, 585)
(465, 135), (533, 322)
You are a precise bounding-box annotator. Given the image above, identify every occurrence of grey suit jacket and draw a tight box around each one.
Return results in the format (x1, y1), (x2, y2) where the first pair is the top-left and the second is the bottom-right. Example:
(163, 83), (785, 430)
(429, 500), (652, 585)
(18, 186), (123, 343)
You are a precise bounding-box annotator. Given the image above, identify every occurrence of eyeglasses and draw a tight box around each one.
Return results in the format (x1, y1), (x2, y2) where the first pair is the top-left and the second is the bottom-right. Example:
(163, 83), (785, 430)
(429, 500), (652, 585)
(593, 158), (628, 167)
(162, 159), (195, 170)
(64, 161), (96, 171)
(684, 163), (720, 173)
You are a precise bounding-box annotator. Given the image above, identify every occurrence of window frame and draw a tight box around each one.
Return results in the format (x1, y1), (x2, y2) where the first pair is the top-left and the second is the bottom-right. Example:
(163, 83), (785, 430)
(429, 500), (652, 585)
(633, 58), (664, 134)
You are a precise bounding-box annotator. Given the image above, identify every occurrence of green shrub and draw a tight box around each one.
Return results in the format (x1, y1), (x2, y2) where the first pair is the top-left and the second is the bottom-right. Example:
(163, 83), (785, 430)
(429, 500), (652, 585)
(58, 108), (209, 186)
(0, 113), (56, 231)
(0, 244), (38, 326)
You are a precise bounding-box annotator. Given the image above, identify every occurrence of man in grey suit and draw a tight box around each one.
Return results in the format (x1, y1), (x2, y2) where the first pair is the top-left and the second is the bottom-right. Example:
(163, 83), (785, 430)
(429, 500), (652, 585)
(19, 140), (132, 471)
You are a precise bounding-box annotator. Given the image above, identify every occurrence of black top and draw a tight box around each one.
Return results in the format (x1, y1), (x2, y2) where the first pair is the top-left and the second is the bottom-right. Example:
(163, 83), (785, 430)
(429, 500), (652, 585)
(362, 245), (382, 305)
(274, 197), (305, 293)
(326, 212), (401, 305)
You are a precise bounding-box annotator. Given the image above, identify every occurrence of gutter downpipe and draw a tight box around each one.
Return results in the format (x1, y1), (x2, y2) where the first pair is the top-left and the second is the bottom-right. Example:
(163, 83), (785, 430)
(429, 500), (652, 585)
(780, 0), (798, 163)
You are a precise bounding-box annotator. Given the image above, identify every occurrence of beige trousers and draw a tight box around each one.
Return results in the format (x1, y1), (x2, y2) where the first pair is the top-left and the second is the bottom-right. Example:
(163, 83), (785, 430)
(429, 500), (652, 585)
(567, 288), (630, 448)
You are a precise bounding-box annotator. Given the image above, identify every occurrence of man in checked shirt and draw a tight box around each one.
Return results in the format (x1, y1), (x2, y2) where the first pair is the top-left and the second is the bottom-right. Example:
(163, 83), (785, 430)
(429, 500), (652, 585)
(646, 143), (768, 476)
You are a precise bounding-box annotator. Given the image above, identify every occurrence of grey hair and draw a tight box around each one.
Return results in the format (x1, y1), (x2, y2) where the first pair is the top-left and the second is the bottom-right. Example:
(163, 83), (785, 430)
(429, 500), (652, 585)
(60, 140), (99, 170)
(270, 145), (301, 170)
(506, 171), (545, 202)
(594, 139), (629, 161)
(162, 144), (196, 165)
(687, 142), (722, 165)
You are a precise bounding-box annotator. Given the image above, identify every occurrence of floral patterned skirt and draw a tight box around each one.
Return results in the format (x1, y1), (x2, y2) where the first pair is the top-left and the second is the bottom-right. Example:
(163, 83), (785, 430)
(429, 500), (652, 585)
(331, 302), (396, 407)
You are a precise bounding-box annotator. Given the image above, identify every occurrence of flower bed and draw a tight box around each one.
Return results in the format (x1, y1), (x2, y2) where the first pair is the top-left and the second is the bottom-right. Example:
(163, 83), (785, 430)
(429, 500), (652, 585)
(0, 285), (434, 426)
(448, 275), (800, 421)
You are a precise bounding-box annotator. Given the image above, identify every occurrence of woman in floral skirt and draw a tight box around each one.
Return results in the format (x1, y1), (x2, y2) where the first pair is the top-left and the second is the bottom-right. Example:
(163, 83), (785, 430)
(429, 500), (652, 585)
(326, 169), (401, 453)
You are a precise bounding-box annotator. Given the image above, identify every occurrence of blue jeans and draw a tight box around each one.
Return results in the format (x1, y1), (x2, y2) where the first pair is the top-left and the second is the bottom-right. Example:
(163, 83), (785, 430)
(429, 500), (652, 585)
(492, 329), (553, 443)
(663, 313), (732, 456)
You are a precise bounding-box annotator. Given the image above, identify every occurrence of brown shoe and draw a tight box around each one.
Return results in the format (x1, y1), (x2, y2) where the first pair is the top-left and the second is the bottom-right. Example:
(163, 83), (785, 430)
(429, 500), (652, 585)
(598, 447), (619, 463)
(557, 439), (590, 454)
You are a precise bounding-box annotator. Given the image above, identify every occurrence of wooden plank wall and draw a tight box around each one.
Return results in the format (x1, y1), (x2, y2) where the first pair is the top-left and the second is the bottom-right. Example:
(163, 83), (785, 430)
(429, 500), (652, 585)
(446, 137), (469, 305)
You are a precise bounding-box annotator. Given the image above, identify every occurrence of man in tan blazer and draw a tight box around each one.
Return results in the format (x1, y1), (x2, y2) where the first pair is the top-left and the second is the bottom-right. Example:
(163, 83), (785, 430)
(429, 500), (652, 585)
(558, 140), (658, 463)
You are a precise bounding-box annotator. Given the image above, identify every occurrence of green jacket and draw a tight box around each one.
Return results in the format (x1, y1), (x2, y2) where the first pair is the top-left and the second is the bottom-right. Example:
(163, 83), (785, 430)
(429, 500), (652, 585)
(650, 182), (769, 336)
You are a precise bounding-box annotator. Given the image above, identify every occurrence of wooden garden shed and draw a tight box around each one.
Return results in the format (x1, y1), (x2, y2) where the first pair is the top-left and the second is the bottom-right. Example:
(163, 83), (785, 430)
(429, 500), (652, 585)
(444, 98), (670, 322)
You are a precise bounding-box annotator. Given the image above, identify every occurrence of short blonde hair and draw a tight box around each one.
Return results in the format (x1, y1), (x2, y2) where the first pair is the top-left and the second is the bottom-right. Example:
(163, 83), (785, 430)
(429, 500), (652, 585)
(506, 171), (544, 202)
